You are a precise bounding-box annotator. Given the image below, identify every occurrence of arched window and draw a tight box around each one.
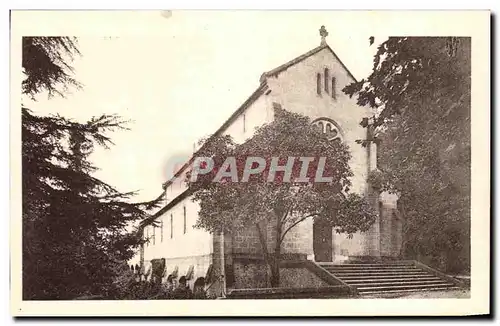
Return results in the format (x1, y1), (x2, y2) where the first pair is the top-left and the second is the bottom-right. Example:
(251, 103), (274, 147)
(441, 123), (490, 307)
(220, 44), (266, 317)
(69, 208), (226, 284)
(316, 73), (321, 95)
(324, 68), (329, 93)
(311, 118), (343, 142)
(331, 77), (337, 99)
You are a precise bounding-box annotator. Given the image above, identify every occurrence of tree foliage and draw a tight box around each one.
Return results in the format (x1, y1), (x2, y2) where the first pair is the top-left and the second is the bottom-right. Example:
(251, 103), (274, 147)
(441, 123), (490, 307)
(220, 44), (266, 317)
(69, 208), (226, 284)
(21, 37), (162, 299)
(188, 108), (376, 286)
(344, 37), (470, 273)
(22, 37), (82, 99)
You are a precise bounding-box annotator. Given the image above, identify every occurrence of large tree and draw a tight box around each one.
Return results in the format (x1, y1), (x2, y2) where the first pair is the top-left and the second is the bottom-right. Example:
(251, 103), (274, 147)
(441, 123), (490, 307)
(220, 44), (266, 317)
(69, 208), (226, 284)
(21, 37), (161, 299)
(344, 37), (470, 273)
(188, 108), (376, 287)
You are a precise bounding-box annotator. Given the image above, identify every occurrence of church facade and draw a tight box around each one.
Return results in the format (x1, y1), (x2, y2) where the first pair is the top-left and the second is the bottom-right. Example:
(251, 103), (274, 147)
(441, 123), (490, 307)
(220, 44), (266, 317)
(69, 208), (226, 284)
(131, 27), (402, 296)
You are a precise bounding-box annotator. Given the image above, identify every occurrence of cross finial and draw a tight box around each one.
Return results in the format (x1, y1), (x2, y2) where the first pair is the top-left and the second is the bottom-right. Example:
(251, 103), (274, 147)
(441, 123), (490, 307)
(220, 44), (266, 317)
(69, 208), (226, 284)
(319, 25), (328, 45)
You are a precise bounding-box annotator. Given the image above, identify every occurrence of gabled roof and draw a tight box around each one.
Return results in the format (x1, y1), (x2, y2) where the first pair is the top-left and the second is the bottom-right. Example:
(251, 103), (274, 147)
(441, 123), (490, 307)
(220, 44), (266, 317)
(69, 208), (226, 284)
(260, 43), (358, 84)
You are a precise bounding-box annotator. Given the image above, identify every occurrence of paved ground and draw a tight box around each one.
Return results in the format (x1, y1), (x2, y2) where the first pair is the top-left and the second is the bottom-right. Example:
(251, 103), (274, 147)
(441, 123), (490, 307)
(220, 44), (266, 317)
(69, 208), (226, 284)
(362, 289), (470, 299)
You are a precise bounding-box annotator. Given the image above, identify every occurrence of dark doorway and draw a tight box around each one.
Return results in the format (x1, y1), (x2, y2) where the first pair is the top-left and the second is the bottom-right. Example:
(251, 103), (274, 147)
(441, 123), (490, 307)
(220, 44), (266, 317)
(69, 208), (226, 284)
(313, 218), (333, 262)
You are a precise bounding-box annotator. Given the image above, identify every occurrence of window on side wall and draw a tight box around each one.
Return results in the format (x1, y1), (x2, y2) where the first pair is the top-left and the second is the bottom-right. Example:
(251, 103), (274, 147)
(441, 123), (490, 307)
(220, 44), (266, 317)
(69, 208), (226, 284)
(316, 73), (321, 95)
(331, 77), (337, 99)
(170, 214), (173, 239)
(324, 68), (329, 94)
(160, 220), (164, 242)
(183, 206), (187, 234)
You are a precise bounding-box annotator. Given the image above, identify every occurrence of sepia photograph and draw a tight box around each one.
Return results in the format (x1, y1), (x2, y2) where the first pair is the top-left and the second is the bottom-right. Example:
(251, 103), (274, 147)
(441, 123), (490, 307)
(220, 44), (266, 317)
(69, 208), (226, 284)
(10, 10), (490, 316)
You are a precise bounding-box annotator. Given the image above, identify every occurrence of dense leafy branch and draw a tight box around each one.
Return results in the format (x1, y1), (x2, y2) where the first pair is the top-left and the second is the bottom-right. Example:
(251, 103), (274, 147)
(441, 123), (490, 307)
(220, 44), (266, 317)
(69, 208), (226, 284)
(342, 37), (470, 273)
(189, 108), (376, 286)
(21, 36), (164, 299)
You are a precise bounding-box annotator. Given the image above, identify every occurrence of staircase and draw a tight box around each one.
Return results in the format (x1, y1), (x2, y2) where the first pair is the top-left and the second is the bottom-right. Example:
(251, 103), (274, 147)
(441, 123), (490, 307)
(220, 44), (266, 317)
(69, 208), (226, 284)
(318, 261), (460, 296)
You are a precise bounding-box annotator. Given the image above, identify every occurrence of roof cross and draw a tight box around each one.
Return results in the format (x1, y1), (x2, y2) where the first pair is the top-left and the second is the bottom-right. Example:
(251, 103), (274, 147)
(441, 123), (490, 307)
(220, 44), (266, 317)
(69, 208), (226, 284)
(319, 25), (328, 45)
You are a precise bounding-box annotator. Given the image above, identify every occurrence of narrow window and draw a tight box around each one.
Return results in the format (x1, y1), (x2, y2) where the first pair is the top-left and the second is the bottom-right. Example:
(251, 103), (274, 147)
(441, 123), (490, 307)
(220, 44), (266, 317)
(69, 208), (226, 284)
(324, 68), (329, 93)
(316, 73), (321, 95)
(170, 214), (173, 239)
(183, 206), (187, 234)
(160, 220), (163, 242)
(152, 224), (156, 245)
(243, 113), (246, 133)
(331, 77), (336, 99)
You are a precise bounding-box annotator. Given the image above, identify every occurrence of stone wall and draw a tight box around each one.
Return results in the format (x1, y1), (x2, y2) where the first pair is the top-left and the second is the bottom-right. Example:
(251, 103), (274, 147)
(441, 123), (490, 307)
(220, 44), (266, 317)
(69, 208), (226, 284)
(231, 215), (314, 260)
(282, 218), (314, 256)
(232, 259), (270, 289)
(280, 267), (329, 288)
(232, 225), (262, 255)
(231, 259), (332, 289)
(379, 192), (402, 257)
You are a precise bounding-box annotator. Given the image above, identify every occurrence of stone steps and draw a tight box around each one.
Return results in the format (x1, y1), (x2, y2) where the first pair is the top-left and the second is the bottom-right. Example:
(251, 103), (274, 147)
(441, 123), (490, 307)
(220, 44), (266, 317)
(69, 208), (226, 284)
(324, 271), (430, 277)
(348, 279), (447, 287)
(321, 263), (414, 267)
(319, 262), (414, 267)
(324, 266), (418, 271)
(361, 286), (460, 296)
(325, 268), (423, 273)
(357, 282), (455, 292)
(338, 274), (435, 280)
(318, 261), (460, 296)
(345, 277), (442, 284)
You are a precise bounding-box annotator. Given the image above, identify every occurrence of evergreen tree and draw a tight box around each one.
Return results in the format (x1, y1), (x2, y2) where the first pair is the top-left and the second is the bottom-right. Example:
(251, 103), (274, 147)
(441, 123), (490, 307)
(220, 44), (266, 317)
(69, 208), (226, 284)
(22, 37), (161, 299)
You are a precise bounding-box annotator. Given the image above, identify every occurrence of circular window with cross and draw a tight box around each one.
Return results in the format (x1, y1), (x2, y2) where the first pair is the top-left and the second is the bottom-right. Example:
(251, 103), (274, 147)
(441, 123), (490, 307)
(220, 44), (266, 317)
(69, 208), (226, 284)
(311, 118), (343, 141)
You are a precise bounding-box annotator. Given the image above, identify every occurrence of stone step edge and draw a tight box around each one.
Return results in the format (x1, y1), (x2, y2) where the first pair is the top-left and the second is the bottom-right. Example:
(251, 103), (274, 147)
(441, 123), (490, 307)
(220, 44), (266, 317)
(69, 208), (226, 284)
(318, 264), (415, 267)
(360, 287), (460, 295)
(340, 275), (437, 280)
(345, 278), (442, 284)
(326, 269), (421, 273)
(348, 280), (449, 287)
(357, 283), (455, 291)
(334, 272), (432, 276)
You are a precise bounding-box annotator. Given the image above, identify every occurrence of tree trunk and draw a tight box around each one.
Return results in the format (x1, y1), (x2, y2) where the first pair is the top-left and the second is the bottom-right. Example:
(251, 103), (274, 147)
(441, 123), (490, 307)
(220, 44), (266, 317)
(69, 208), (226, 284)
(256, 219), (283, 288)
(270, 211), (284, 288)
(270, 246), (281, 288)
(256, 222), (273, 287)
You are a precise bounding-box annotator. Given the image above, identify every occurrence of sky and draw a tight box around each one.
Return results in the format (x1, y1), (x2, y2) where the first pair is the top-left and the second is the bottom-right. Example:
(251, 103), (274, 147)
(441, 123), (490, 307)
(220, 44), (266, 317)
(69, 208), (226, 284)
(24, 11), (387, 202)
